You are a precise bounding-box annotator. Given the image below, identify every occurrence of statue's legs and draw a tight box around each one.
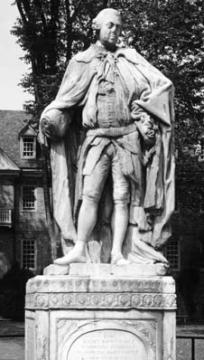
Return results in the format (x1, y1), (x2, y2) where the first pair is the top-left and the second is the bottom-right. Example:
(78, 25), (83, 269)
(54, 198), (99, 265)
(54, 151), (110, 265)
(111, 203), (129, 264)
(110, 150), (130, 265)
(54, 144), (130, 265)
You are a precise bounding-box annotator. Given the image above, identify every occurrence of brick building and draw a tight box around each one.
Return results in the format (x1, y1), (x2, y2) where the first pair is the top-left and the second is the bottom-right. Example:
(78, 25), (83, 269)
(0, 110), (50, 275)
(170, 170), (204, 324)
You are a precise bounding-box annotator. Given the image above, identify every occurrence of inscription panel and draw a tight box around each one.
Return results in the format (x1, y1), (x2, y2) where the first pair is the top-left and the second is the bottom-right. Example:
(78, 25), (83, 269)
(67, 329), (147, 360)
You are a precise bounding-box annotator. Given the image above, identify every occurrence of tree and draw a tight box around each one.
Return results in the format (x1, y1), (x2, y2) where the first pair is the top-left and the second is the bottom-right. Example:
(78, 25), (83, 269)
(118, 0), (204, 215)
(12, 0), (204, 236)
(13, 0), (203, 132)
(12, 0), (109, 118)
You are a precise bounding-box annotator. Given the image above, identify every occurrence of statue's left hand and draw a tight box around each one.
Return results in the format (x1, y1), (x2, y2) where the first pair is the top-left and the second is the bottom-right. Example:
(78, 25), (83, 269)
(135, 113), (156, 147)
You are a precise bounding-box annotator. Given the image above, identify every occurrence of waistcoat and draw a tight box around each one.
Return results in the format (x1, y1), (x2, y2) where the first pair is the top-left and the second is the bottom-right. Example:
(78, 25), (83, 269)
(96, 56), (131, 128)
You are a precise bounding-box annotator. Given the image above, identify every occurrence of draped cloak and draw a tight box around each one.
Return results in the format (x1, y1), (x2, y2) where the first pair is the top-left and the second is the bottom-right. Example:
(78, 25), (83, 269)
(40, 44), (175, 264)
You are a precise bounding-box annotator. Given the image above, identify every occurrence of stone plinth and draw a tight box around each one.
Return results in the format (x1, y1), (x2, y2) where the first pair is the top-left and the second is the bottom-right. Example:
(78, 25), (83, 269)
(44, 261), (169, 277)
(25, 265), (176, 360)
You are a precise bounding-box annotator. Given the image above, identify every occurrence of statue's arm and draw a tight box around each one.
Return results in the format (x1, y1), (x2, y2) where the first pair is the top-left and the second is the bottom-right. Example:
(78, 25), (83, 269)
(39, 57), (88, 145)
(125, 48), (173, 126)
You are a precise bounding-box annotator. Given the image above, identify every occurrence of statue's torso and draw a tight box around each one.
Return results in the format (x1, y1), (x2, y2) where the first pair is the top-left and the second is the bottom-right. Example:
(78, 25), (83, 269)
(82, 50), (140, 130)
(97, 55), (131, 128)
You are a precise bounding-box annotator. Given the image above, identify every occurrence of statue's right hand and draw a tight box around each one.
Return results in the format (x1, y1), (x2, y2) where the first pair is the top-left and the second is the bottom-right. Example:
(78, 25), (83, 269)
(83, 117), (95, 128)
(40, 109), (71, 142)
(40, 116), (58, 140)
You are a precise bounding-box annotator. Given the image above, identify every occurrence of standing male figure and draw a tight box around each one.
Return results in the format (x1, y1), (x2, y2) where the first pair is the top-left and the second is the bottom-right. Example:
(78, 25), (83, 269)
(40, 8), (174, 266)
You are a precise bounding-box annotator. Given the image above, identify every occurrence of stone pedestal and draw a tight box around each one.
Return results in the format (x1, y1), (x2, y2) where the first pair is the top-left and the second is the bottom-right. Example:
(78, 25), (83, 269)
(25, 264), (176, 360)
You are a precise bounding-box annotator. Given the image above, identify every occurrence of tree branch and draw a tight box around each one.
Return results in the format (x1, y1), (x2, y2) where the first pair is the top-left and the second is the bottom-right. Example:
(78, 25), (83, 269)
(70, 0), (83, 22)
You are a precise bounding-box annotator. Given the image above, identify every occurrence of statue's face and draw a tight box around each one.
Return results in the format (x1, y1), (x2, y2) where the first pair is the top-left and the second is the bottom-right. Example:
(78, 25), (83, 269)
(99, 15), (122, 49)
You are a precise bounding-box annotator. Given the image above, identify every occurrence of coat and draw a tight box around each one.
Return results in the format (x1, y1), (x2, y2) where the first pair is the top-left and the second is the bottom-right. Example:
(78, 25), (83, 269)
(40, 44), (175, 263)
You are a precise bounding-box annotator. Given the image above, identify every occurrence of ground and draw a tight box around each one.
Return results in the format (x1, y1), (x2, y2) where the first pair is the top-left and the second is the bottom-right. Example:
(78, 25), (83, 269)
(0, 337), (24, 360)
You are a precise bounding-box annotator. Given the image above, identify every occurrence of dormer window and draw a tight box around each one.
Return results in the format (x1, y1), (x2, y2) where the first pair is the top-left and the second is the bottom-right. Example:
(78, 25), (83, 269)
(21, 136), (36, 159)
(19, 124), (37, 160)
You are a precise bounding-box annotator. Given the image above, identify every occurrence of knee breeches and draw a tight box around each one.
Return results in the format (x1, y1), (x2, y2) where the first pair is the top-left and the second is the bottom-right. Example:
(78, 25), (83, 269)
(83, 143), (130, 204)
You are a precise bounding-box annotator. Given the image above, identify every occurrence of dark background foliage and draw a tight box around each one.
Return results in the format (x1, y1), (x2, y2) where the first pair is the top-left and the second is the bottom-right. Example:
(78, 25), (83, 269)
(12, 0), (204, 213)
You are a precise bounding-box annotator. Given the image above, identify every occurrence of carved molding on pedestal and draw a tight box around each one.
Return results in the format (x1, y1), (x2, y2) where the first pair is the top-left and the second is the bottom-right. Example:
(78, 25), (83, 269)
(26, 276), (175, 294)
(26, 291), (176, 310)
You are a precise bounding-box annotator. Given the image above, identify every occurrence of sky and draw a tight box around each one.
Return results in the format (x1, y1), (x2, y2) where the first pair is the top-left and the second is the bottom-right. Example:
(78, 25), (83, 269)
(0, 1), (33, 110)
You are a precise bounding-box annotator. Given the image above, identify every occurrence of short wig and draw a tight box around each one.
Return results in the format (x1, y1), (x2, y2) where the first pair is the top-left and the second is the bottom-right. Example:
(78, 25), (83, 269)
(92, 8), (122, 30)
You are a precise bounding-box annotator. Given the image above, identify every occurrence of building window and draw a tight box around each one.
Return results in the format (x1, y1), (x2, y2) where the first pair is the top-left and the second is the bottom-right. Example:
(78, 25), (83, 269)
(22, 185), (36, 211)
(165, 237), (180, 270)
(21, 136), (36, 159)
(22, 239), (36, 270)
(0, 209), (12, 226)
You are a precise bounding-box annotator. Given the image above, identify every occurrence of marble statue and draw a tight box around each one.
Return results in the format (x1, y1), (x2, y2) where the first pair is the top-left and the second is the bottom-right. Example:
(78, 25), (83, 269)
(39, 8), (175, 267)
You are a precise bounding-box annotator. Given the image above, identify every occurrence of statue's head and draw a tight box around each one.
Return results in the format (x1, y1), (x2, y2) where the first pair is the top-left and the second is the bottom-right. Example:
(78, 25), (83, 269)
(92, 8), (122, 50)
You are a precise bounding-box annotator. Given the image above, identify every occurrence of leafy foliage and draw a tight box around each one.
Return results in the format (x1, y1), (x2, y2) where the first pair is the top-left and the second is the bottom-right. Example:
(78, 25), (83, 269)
(12, 0), (204, 213)
(12, 0), (109, 117)
(117, 0), (204, 213)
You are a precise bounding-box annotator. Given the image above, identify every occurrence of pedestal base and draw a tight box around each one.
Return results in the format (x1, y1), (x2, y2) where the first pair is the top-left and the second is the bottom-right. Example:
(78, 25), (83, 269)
(25, 266), (176, 360)
(44, 261), (169, 276)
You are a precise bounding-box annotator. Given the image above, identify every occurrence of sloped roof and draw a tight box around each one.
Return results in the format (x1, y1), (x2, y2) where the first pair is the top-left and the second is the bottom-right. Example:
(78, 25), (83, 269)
(0, 110), (33, 168)
(0, 147), (20, 173)
(18, 123), (37, 138)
